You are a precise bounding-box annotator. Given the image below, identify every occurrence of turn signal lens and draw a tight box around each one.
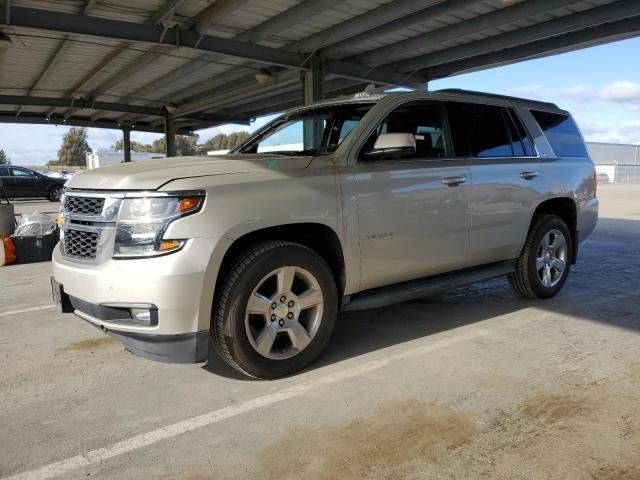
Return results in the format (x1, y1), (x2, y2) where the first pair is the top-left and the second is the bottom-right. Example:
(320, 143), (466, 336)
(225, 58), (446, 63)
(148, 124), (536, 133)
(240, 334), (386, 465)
(159, 240), (184, 251)
(177, 197), (201, 213)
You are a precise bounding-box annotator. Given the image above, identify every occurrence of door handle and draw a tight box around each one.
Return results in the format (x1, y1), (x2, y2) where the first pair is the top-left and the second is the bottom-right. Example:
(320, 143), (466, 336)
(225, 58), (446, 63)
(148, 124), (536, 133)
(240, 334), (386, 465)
(520, 171), (538, 180)
(442, 176), (467, 186)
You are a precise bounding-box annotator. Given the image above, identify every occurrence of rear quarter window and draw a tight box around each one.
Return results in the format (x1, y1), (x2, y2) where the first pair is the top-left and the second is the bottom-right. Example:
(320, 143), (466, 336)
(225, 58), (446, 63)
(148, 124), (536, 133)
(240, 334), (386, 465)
(531, 110), (589, 157)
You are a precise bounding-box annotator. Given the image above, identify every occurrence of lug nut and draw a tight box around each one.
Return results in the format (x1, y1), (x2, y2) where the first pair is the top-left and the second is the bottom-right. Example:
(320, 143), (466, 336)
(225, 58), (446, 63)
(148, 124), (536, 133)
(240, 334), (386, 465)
(271, 314), (276, 321)
(280, 295), (286, 303)
(288, 300), (294, 307)
(271, 303), (277, 310)
(278, 319), (285, 326)
(287, 312), (294, 319)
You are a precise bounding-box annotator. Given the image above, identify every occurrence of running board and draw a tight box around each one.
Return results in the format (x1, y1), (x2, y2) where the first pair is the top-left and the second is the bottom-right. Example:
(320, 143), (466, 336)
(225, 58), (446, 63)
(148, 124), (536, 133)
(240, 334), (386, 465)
(342, 260), (516, 311)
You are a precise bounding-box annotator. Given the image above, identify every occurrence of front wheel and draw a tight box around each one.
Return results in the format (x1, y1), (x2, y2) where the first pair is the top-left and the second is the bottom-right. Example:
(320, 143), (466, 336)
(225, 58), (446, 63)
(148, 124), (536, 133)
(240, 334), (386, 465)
(509, 214), (573, 299)
(211, 241), (338, 379)
(48, 185), (63, 202)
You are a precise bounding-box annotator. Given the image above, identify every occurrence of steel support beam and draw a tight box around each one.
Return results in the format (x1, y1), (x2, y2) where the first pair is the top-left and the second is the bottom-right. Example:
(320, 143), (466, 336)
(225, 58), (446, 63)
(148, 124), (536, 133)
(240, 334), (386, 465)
(148, 0), (188, 26)
(351, 0), (583, 67)
(1, 6), (413, 87)
(422, 16), (640, 81)
(64, 46), (172, 119)
(0, 113), (191, 133)
(186, 0), (251, 35)
(122, 126), (131, 163)
(165, 110), (176, 157)
(114, 0), (344, 119)
(393, 0), (640, 76)
(15, 0), (97, 117)
(291, 0), (455, 55)
(45, 43), (130, 118)
(322, 0), (479, 59)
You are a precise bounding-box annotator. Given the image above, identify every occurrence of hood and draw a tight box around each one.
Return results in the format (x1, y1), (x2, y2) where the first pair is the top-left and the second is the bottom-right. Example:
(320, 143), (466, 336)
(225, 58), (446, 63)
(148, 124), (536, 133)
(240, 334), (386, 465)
(68, 154), (312, 191)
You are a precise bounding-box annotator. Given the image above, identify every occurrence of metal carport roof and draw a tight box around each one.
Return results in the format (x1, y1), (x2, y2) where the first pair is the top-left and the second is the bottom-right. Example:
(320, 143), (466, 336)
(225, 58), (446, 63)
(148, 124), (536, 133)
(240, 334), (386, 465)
(0, 0), (639, 138)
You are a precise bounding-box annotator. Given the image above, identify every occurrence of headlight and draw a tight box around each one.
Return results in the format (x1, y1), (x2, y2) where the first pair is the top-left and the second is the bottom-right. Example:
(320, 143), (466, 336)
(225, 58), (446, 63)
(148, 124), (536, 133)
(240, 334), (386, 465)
(113, 192), (204, 258)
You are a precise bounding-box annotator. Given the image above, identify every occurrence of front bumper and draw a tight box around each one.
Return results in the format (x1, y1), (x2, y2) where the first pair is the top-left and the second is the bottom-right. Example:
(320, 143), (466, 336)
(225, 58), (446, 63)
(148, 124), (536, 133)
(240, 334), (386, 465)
(52, 237), (225, 363)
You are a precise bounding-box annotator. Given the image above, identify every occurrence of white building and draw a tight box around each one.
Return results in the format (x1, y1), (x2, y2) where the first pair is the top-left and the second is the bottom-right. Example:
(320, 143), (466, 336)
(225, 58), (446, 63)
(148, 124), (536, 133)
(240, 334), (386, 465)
(587, 142), (640, 184)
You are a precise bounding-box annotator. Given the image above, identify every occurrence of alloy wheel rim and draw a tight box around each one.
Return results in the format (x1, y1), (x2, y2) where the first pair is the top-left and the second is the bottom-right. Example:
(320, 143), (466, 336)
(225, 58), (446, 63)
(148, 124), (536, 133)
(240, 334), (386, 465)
(244, 266), (324, 360)
(536, 229), (567, 288)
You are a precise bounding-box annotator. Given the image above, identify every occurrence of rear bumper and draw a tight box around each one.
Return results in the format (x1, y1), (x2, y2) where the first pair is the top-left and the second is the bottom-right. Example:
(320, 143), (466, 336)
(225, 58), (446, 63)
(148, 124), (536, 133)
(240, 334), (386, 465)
(578, 197), (599, 243)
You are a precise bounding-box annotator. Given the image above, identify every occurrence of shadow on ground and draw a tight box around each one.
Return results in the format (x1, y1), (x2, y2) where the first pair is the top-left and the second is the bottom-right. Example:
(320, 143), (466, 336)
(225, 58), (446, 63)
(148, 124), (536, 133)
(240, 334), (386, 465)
(204, 217), (640, 379)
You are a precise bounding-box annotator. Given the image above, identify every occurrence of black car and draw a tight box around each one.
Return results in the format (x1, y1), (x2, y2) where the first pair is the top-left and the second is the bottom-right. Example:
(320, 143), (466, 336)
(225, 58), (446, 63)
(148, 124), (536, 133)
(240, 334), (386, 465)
(0, 166), (66, 202)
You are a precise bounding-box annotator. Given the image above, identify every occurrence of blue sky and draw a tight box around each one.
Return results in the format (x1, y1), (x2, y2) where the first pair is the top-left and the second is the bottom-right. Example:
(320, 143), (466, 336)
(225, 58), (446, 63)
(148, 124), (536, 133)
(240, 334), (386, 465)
(1, 36), (640, 166)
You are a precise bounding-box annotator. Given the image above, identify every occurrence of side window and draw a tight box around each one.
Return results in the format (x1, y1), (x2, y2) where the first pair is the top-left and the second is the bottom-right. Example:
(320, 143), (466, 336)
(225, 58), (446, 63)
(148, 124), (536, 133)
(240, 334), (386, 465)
(444, 102), (513, 157)
(359, 101), (450, 160)
(338, 119), (359, 144)
(530, 110), (588, 157)
(11, 168), (35, 177)
(0, 167), (9, 176)
(255, 119), (325, 153)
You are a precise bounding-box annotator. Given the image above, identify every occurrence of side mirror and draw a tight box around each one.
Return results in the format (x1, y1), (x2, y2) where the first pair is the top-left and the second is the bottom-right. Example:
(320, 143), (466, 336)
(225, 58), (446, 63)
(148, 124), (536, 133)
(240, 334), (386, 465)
(364, 133), (416, 158)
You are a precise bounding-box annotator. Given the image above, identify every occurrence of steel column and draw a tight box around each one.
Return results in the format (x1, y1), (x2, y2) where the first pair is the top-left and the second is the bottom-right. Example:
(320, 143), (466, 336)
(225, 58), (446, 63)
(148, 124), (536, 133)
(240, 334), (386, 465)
(122, 126), (131, 163)
(165, 110), (176, 157)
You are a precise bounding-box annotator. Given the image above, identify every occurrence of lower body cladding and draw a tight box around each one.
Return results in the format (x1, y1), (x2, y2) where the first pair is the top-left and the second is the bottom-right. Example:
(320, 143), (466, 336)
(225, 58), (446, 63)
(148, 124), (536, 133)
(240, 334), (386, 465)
(51, 237), (229, 364)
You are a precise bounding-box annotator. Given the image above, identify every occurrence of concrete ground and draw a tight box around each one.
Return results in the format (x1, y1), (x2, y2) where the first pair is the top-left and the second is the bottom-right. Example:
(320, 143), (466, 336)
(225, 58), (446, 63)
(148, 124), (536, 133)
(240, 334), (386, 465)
(1, 185), (639, 480)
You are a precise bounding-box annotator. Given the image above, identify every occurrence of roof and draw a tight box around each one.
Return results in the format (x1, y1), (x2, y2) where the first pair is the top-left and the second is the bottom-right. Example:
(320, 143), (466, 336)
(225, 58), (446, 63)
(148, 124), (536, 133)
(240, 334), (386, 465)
(0, 0), (639, 134)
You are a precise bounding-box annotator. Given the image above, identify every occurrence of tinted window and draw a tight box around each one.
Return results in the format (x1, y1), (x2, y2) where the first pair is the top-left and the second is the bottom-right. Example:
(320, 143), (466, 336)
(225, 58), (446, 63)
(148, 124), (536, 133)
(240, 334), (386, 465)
(445, 102), (513, 157)
(0, 167), (9, 176)
(360, 101), (450, 160)
(11, 168), (35, 177)
(531, 110), (588, 157)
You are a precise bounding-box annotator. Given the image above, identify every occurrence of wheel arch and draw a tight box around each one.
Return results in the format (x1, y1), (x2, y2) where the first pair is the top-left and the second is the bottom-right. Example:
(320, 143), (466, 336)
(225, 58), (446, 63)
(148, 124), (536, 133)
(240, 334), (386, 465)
(531, 197), (578, 264)
(214, 223), (347, 305)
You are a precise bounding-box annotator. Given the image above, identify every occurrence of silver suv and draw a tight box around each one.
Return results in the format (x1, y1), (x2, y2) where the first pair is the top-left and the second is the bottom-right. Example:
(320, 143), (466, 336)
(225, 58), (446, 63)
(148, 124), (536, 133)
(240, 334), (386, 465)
(51, 89), (599, 378)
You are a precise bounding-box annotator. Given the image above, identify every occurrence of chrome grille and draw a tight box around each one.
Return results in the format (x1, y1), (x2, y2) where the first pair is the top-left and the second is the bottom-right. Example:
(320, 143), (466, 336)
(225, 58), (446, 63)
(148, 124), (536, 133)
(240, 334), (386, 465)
(64, 196), (105, 215)
(63, 229), (99, 259)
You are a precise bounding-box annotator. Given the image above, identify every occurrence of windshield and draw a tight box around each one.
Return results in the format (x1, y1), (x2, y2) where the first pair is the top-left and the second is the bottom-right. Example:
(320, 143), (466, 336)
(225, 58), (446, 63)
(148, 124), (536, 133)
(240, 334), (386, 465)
(235, 102), (375, 156)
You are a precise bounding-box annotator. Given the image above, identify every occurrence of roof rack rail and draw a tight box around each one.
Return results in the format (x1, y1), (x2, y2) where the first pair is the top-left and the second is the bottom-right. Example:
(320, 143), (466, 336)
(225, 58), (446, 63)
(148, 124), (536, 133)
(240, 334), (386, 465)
(437, 88), (559, 109)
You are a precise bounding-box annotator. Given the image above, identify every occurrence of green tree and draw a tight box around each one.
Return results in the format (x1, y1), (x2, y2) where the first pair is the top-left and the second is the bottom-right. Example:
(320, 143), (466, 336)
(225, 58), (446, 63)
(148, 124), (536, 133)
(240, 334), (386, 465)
(0, 149), (9, 165)
(57, 127), (91, 166)
(112, 139), (152, 153)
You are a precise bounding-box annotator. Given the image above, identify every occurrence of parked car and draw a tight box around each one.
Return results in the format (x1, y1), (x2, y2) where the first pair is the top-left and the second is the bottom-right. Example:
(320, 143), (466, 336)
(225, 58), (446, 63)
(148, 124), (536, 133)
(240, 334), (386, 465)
(52, 89), (599, 379)
(0, 166), (66, 201)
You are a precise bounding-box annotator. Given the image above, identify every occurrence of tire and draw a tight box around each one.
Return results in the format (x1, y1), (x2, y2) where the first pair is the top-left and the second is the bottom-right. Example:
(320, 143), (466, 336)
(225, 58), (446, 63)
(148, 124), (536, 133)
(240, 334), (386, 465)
(508, 214), (573, 299)
(48, 185), (63, 202)
(211, 241), (338, 379)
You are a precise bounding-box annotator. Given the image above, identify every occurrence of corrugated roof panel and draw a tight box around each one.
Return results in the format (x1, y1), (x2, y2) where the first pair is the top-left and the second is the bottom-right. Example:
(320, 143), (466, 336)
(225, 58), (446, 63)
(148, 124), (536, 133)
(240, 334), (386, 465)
(216, 0), (301, 35)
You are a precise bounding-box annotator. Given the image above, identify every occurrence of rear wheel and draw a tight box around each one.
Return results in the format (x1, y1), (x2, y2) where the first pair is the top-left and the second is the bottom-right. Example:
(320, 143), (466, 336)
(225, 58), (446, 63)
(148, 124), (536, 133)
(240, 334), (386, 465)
(509, 214), (572, 299)
(211, 241), (338, 379)
(48, 185), (63, 202)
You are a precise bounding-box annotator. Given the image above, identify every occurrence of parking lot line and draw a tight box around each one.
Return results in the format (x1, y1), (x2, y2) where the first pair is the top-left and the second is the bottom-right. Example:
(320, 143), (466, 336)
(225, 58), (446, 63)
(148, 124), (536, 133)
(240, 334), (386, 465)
(1, 328), (491, 480)
(0, 305), (55, 318)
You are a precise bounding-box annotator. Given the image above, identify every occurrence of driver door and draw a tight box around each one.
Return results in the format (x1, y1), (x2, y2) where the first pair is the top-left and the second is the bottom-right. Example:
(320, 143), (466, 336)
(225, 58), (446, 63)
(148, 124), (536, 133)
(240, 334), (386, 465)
(341, 100), (471, 291)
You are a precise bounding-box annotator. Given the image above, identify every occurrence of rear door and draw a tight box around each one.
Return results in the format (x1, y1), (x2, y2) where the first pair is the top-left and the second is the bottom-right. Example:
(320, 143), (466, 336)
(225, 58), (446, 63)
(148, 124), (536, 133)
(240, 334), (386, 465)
(341, 100), (471, 291)
(444, 101), (541, 265)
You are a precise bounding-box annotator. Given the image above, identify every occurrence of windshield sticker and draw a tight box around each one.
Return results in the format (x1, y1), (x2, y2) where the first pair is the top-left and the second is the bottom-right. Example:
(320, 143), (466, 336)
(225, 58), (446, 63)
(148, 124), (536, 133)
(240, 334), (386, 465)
(267, 159), (279, 170)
